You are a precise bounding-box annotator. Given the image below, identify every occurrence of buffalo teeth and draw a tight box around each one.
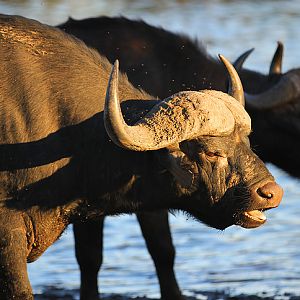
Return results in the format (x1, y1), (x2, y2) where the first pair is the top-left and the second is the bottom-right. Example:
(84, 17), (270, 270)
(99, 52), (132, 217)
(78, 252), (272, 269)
(244, 210), (266, 221)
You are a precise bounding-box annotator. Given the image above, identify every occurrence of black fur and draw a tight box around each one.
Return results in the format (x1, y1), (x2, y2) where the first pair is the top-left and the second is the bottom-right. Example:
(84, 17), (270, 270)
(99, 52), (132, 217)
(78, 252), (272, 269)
(0, 15), (278, 300)
(57, 16), (292, 300)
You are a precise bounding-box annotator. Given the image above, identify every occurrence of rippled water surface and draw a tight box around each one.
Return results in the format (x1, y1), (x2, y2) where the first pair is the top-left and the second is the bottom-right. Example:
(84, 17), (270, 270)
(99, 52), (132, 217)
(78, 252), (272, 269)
(1, 0), (299, 299)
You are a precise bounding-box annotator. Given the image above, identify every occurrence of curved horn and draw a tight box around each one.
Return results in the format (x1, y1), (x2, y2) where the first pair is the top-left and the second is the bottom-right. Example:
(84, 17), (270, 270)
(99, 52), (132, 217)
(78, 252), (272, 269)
(245, 42), (300, 109)
(245, 72), (300, 110)
(233, 48), (254, 71)
(104, 60), (248, 151)
(269, 41), (283, 75)
(104, 59), (127, 148)
(104, 60), (157, 151)
(219, 54), (245, 106)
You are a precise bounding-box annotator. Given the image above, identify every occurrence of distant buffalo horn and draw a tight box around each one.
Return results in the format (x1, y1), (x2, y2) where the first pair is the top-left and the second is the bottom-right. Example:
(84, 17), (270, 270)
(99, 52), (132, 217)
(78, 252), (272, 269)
(246, 42), (300, 109)
(269, 41), (283, 75)
(219, 54), (245, 106)
(233, 48), (254, 71)
(245, 72), (300, 109)
(104, 58), (249, 151)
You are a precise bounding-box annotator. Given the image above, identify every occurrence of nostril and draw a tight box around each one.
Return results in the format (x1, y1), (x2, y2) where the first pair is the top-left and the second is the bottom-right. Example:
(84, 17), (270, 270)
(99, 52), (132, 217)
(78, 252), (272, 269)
(257, 181), (283, 202)
(257, 187), (273, 199)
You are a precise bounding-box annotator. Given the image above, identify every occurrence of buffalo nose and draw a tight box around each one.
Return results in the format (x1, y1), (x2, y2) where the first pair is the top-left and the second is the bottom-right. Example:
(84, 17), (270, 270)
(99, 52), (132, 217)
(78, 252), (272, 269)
(257, 181), (283, 206)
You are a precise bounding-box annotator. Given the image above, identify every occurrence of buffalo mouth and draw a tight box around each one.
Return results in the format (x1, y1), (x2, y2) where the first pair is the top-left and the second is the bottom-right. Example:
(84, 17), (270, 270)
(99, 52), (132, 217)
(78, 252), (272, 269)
(238, 207), (274, 229)
(236, 180), (283, 229)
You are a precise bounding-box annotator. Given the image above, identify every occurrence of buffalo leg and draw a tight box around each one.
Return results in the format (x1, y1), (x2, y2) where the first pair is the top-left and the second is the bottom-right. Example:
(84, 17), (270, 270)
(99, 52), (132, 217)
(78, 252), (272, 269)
(73, 218), (104, 300)
(0, 212), (33, 300)
(136, 210), (184, 300)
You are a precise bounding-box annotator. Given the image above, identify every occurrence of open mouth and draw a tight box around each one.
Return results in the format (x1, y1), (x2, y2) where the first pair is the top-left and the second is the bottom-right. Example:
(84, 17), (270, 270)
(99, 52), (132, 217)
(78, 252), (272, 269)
(239, 207), (274, 229)
(242, 210), (266, 228)
(237, 180), (283, 229)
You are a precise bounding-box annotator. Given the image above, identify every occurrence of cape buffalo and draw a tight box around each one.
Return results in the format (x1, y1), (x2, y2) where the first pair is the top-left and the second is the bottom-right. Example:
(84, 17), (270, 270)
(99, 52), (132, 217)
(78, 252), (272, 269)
(0, 14), (284, 300)
(59, 16), (297, 300)
(0, 12), (286, 299)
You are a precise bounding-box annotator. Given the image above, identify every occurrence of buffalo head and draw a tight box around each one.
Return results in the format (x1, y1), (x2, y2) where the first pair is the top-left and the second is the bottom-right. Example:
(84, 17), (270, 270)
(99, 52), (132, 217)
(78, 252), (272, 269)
(235, 42), (300, 177)
(235, 42), (300, 110)
(104, 55), (283, 230)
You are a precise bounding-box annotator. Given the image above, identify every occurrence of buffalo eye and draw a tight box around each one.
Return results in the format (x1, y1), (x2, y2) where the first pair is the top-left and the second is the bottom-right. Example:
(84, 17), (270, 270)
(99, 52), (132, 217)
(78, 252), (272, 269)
(206, 151), (217, 157)
(205, 151), (226, 162)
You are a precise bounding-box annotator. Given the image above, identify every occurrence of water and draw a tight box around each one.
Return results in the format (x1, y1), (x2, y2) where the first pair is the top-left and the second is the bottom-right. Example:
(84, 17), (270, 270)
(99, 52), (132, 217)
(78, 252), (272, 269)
(1, 0), (300, 298)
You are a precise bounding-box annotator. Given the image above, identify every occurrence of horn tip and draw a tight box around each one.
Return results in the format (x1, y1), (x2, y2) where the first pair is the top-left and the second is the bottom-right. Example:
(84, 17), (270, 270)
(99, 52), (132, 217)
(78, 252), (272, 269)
(114, 59), (119, 67)
(218, 54), (225, 63)
(111, 59), (120, 79)
(112, 59), (119, 71)
(277, 41), (283, 47)
(276, 41), (284, 53)
(249, 47), (255, 53)
(218, 54), (230, 66)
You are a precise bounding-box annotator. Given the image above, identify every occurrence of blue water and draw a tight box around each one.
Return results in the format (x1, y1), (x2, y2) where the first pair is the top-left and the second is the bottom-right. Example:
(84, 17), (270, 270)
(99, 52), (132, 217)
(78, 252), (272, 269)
(1, 1), (299, 298)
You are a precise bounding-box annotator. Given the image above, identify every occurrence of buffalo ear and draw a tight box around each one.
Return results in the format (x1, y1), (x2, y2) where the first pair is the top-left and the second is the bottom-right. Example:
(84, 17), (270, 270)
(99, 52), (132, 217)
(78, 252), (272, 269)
(168, 155), (194, 188)
(157, 149), (194, 189)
